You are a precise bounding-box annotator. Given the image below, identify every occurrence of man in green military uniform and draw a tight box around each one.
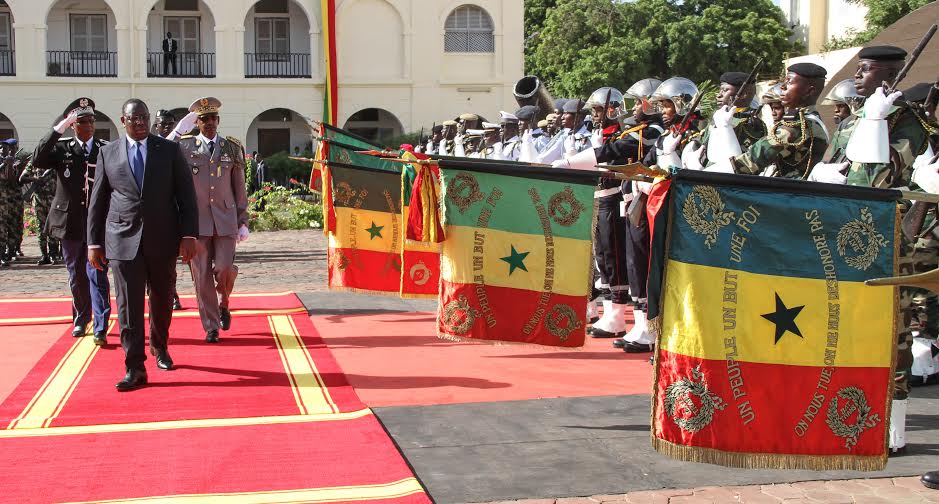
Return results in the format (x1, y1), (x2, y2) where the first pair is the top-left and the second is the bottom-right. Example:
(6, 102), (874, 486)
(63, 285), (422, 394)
(19, 158), (59, 265)
(685, 71), (767, 168)
(706, 63), (829, 178)
(0, 138), (23, 267)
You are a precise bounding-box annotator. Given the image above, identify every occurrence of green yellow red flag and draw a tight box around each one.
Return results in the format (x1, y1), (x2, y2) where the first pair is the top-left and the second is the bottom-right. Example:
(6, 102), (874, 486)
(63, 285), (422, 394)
(320, 0), (338, 125)
(648, 171), (899, 471)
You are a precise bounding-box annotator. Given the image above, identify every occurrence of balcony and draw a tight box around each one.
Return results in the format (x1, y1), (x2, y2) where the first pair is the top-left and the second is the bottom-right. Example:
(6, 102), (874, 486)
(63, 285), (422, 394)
(147, 52), (215, 78)
(244, 52), (311, 78)
(47, 51), (117, 77)
(0, 50), (13, 76)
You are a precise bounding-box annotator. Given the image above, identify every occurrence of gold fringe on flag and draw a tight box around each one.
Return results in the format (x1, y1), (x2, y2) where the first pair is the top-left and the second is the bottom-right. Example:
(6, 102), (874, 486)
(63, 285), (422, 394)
(650, 437), (888, 471)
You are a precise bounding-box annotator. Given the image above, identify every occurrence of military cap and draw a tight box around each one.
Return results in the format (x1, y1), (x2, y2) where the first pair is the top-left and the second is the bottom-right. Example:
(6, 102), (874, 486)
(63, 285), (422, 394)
(189, 96), (221, 116)
(553, 98), (568, 111)
(458, 113), (479, 121)
(2, 138), (17, 146)
(562, 99), (586, 113)
(720, 72), (749, 87)
(902, 82), (937, 104)
(442, 119), (458, 126)
(515, 105), (538, 121)
(537, 119), (548, 129)
(545, 113), (558, 121)
(431, 124), (443, 133)
(482, 121), (501, 131)
(858, 45), (907, 61)
(499, 111), (519, 124)
(64, 97), (96, 119)
(787, 63), (827, 79)
(156, 109), (176, 120)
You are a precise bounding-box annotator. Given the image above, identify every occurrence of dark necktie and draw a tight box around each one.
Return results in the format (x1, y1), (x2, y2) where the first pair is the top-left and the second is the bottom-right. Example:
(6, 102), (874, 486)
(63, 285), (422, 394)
(208, 141), (215, 156)
(132, 142), (144, 190)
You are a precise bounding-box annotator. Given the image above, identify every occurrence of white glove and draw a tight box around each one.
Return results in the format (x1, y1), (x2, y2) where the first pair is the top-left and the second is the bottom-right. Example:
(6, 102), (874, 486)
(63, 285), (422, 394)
(55, 111), (80, 134)
(454, 134), (464, 146)
(167, 111), (199, 141)
(590, 128), (604, 149)
(704, 158), (735, 174)
(635, 180), (653, 195)
(522, 129), (533, 145)
(681, 143), (705, 171)
(563, 135), (576, 158)
(711, 105), (735, 128)
(237, 224), (250, 243)
(551, 158), (570, 169)
(453, 134), (466, 157)
(661, 132), (682, 155)
(425, 140), (434, 153)
(863, 87), (902, 121)
(913, 160), (939, 193)
(807, 162), (849, 184)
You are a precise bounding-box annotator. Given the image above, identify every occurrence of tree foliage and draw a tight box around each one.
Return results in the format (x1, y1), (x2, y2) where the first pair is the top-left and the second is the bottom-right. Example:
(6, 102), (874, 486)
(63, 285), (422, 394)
(527, 0), (796, 99)
(824, 0), (934, 51)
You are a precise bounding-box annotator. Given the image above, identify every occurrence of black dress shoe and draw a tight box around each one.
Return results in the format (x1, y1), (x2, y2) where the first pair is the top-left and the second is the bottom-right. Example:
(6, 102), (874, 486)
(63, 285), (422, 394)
(72, 325), (87, 337)
(151, 347), (174, 370)
(624, 342), (654, 353)
(922, 471), (939, 489)
(116, 369), (148, 391)
(36, 255), (52, 266)
(613, 339), (627, 348)
(172, 293), (183, 311)
(205, 329), (220, 343)
(93, 331), (107, 346)
(220, 308), (231, 331)
(0, 258), (8, 268)
(589, 327), (626, 338)
(890, 446), (907, 457)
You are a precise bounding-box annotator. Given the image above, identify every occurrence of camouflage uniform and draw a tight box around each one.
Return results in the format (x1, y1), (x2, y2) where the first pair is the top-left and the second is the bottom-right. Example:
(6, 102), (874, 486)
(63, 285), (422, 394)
(730, 106), (829, 178)
(828, 105), (931, 399)
(21, 162), (59, 259)
(695, 107), (768, 162)
(0, 155), (21, 258)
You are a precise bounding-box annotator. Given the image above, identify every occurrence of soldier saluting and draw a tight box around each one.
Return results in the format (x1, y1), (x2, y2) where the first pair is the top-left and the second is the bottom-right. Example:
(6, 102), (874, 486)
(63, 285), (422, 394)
(173, 97), (249, 344)
(31, 98), (111, 344)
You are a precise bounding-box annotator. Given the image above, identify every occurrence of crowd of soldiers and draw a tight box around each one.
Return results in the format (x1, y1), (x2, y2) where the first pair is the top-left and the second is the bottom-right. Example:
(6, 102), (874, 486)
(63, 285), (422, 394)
(420, 45), (939, 464)
(0, 138), (60, 267)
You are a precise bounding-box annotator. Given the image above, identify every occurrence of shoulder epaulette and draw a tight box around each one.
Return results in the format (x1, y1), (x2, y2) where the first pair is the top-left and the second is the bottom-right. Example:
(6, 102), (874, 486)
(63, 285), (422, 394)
(225, 136), (243, 148)
(58, 137), (73, 142)
(180, 134), (195, 139)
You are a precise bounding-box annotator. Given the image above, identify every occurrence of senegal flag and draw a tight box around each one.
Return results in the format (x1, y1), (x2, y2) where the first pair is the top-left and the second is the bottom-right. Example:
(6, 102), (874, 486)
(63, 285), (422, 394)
(650, 171), (899, 471)
(400, 156), (441, 298)
(437, 159), (596, 347)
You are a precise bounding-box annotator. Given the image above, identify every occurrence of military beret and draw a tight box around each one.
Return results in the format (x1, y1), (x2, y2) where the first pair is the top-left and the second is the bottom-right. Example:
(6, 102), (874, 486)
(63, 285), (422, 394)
(562, 99), (586, 113)
(858, 45), (907, 61)
(787, 63), (827, 79)
(458, 113), (479, 121)
(156, 109), (176, 120)
(720, 72), (749, 87)
(442, 120), (458, 126)
(64, 97), (96, 118)
(189, 96), (221, 116)
(431, 125), (443, 133)
(2, 138), (17, 146)
(515, 105), (538, 121)
(902, 82), (937, 104)
(545, 113), (558, 121)
(537, 119), (548, 129)
(553, 98), (568, 111)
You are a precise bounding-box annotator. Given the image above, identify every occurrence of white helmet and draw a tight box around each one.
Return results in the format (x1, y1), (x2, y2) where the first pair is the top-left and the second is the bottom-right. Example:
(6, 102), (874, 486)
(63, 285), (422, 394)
(623, 78), (663, 117)
(585, 87), (624, 108)
(822, 79), (863, 107)
(650, 77), (699, 116)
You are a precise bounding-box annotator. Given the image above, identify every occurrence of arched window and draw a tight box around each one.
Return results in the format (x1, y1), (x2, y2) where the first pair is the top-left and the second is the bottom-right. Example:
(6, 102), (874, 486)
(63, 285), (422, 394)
(444, 5), (494, 53)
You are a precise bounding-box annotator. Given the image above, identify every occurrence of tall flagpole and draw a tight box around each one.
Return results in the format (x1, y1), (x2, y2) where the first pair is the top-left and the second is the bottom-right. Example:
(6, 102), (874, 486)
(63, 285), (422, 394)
(321, 0), (338, 125)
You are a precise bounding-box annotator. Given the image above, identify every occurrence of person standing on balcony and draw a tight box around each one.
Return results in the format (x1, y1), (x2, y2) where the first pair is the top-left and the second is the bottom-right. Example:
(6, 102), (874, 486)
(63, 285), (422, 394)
(162, 32), (178, 76)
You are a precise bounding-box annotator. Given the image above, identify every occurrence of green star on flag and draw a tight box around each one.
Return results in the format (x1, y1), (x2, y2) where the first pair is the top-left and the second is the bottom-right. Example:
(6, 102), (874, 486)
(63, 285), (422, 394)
(500, 245), (530, 275)
(365, 222), (384, 240)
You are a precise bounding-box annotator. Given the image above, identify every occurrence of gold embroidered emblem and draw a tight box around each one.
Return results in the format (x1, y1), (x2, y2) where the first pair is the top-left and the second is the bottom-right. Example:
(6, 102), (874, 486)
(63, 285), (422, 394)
(663, 365), (726, 433)
(409, 261), (432, 286)
(826, 386), (881, 449)
(200, 98), (209, 106)
(337, 149), (352, 165)
(548, 187), (585, 227)
(79, 98), (89, 108)
(544, 304), (583, 342)
(447, 172), (485, 214)
(682, 186), (735, 249)
(836, 207), (888, 271)
(334, 182), (354, 206)
(440, 295), (477, 335)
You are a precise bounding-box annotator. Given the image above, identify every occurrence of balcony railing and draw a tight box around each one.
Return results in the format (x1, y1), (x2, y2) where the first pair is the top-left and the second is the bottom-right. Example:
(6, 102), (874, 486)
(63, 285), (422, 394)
(244, 52), (311, 78)
(147, 52), (215, 78)
(0, 50), (13, 76)
(47, 51), (117, 77)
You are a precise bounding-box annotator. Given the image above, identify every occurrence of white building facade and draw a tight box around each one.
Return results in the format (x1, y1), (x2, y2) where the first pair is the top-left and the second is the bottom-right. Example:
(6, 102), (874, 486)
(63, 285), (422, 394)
(0, 0), (524, 154)
(778, 0), (868, 54)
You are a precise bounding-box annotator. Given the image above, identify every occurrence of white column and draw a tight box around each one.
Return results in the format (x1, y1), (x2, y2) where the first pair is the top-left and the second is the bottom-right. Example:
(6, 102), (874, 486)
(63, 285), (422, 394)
(402, 31), (411, 80)
(135, 24), (148, 78)
(309, 29), (320, 80)
(30, 24), (48, 79)
(115, 25), (131, 78)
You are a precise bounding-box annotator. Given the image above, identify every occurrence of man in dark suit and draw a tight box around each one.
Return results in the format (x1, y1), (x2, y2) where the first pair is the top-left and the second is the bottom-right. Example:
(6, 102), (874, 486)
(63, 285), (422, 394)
(162, 32), (178, 75)
(88, 98), (198, 391)
(32, 98), (111, 344)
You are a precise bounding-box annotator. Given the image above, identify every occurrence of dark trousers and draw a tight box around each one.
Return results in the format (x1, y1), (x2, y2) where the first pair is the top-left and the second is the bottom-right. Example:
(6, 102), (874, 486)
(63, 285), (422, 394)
(163, 53), (177, 75)
(111, 251), (177, 371)
(625, 200), (650, 302)
(595, 194), (630, 304)
(61, 239), (111, 333)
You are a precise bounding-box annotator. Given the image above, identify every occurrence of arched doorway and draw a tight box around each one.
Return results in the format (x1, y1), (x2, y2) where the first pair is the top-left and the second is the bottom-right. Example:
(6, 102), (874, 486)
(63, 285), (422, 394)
(0, 3), (14, 76)
(343, 108), (403, 144)
(247, 108), (312, 158)
(0, 113), (16, 141)
(45, 0), (118, 77)
(243, 0), (312, 78)
(145, 0), (217, 77)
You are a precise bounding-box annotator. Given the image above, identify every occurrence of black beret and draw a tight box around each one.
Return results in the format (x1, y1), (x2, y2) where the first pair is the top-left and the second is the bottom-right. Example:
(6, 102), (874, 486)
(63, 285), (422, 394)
(787, 62), (827, 79)
(515, 105), (538, 121)
(553, 98), (568, 111)
(562, 99), (586, 113)
(720, 72), (749, 87)
(858, 45), (907, 61)
(431, 125), (443, 133)
(903, 82), (936, 104)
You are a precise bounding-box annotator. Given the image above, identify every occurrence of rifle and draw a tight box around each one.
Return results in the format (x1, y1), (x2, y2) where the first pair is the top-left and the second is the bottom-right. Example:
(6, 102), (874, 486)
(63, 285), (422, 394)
(885, 24), (937, 94)
(22, 167), (53, 201)
(729, 57), (764, 108)
(675, 87), (706, 136)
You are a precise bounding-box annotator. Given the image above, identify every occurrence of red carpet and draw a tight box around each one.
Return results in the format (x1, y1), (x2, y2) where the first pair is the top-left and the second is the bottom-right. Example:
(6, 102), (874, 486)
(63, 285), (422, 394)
(0, 293), (430, 503)
(315, 311), (653, 407)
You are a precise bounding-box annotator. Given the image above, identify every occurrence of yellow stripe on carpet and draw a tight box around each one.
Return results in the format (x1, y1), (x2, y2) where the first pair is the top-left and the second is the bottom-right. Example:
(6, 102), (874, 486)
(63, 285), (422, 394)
(62, 478), (425, 504)
(7, 322), (114, 429)
(0, 409), (373, 439)
(269, 315), (338, 415)
(0, 307), (307, 326)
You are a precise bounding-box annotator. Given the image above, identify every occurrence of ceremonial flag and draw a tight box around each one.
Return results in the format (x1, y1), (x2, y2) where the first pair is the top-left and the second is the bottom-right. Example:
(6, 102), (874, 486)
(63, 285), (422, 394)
(650, 171), (899, 471)
(320, 0), (338, 125)
(436, 160), (597, 347)
(399, 153), (441, 298)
